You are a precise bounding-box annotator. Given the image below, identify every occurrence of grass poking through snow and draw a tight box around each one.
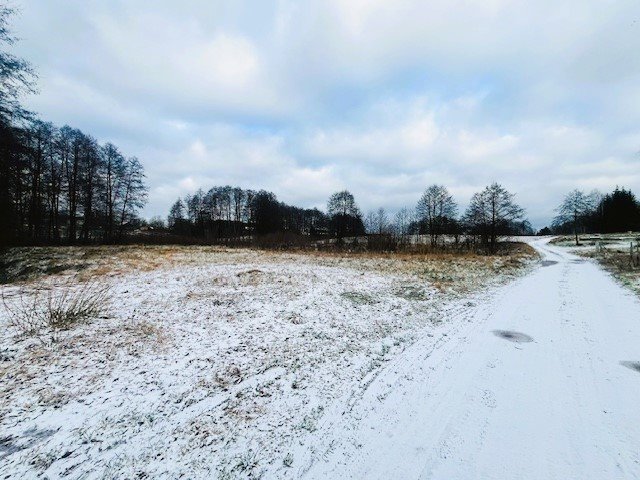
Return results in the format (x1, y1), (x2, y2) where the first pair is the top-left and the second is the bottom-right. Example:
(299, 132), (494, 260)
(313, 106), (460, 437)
(0, 244), (536, 478)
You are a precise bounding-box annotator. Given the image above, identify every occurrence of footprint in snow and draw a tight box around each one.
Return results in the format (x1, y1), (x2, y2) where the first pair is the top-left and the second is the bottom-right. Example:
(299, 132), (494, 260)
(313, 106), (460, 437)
(620, 361), (640, 373)
(492, 330), (534, 343)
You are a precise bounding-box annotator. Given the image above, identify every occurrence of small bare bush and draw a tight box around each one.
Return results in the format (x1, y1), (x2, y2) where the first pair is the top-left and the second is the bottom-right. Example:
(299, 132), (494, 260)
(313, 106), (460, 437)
(1, 277), (110, 345)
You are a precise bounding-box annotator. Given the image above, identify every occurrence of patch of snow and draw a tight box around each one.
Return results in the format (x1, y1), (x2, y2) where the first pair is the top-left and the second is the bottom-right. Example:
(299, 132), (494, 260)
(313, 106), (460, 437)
(0, 248), (533, 479)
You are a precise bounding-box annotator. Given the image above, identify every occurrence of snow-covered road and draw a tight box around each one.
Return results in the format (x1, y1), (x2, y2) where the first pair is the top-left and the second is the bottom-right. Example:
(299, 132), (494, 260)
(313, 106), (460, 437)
(303, 238), (640, 479)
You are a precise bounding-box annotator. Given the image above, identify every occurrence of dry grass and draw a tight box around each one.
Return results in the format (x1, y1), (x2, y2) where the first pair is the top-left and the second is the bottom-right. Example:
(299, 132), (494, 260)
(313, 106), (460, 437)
(0, 245), (224, 284)
(0, 241), (538, 478)
(1, 277), (111, 345)
(0, 243), (539, 309)
(0, 242), (537, 286)
(550, 233), (640, 247)
(119, 317), (169, 354)
(580, 249), (640, 296)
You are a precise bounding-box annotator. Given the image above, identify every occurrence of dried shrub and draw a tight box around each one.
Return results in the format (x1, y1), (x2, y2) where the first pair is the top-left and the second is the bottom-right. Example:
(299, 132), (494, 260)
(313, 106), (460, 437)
(1, 277), (110, 345)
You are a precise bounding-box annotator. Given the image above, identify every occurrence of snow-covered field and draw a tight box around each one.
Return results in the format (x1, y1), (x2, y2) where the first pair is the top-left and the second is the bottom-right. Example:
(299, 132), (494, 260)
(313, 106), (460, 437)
(0, 245), (534, 479)
(304, 238), (640, 479)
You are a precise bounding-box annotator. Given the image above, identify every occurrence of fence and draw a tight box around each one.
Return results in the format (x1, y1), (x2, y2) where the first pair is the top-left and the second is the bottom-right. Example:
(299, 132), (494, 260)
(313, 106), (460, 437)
(595, 240), (640, 269)
(631, 242), (640, 268)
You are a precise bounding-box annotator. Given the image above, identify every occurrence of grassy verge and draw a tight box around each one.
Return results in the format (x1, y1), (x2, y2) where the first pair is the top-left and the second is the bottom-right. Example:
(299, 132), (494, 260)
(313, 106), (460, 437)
(581, 249), (640, 296)
(551, 233), (640, 297)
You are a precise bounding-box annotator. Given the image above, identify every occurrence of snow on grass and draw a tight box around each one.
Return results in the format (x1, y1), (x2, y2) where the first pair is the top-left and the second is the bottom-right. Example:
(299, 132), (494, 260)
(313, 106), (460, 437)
(550, 232), (640, 251)
(551, 233), (640, 296)
(0, 245), (536, 479)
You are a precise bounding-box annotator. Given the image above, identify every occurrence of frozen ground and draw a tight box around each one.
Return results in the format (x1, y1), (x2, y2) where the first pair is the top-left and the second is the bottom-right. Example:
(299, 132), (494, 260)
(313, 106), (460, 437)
(0, 246), (533, 479)
(303, 238), (640, 479)
(3, 239), (639, 479)
(551, 233), (640, 295)
(550, 232), (639, 252)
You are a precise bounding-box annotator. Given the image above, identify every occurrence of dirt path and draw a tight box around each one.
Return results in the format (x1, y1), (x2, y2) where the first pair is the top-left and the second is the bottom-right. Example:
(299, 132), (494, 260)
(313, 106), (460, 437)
(301, 238), (640, 479)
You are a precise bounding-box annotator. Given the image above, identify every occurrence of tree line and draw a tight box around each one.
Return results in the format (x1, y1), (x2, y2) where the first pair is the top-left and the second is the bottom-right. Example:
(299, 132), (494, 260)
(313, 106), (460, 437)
(166, 182), (532, 252)
(0, 7), (148, 246)
(550, 187), (640, 244)
(167, 187), (329, 240)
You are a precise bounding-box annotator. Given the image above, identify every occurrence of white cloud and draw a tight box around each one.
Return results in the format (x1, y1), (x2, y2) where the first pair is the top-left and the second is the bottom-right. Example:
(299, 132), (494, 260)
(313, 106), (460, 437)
(11, 0), (640, 228)
(144, 126), (340, 215)
(304, 105), (439, 167)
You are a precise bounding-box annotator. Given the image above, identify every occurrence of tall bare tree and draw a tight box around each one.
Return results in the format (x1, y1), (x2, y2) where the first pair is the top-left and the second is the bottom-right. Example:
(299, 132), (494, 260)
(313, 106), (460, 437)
(376, 207), (389, 235)
(393, 207), (412, 244)
(327, 190), (364, 238)
(416, 184), (458, 246)
(102, 143), (125, 241)
(117, 156), (147, 237)
(464, 183), (524, 251)
(79, 134), (102, 243)
(553, 189), (594, 245)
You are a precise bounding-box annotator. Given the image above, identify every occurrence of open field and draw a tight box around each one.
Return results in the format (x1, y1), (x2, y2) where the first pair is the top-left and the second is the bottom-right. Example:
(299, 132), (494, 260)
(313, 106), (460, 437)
(550, 233), (640, 296)
(0, 244), (536, 479)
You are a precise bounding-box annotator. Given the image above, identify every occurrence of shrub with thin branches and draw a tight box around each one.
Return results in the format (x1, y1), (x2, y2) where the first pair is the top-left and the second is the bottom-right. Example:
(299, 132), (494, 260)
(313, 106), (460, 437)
(1, 277), (110, 345)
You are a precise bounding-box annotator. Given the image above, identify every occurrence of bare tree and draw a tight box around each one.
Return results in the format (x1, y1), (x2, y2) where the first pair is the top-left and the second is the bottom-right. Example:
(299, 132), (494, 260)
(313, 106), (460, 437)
(553, 189), (594, 245)
(416, 184), (458, 246)
(365, 210), (377, 234)
(365, 207), (389, 235)
(117, 156), (147, 237)
(393, 207), (411, 244)
(376, 207), (389, 235)
(327, 190), (364, 238)
(464, 183), (525, 252)
(231, 186), (246, 235)
(79, 134), (102, 243)
(102, 143), (125, 241)
(168, 198), (186, 228)
(327, 190), (360, 217)
(25, 120), (53, 240)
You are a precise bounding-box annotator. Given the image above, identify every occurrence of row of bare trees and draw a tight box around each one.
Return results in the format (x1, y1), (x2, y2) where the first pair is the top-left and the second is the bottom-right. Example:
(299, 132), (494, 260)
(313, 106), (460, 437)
(167, 183), (529, 252)
(167, 187), (329, 241)
(0, 8), (147, 246)
(365, 183), (530, 251)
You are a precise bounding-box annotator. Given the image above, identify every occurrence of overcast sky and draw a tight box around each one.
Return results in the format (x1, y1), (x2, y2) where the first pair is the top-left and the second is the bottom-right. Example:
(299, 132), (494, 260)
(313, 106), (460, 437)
(11, 0), (640, 228)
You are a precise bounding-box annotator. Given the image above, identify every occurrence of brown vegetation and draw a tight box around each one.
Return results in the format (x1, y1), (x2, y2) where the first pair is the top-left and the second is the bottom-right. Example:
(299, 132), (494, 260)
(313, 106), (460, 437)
(0, 241), (537, 286)
(1, 277), (110, 345)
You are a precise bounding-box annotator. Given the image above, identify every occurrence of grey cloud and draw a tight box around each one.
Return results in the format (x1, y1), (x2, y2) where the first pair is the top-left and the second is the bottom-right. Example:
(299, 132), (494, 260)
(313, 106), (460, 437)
(10, 0), (640, 228)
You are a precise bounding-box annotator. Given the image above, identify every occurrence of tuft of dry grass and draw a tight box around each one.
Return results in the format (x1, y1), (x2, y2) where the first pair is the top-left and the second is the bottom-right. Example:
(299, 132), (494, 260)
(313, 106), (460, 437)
(1, 277), (110, 345)
(123, 319), (166, 342)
